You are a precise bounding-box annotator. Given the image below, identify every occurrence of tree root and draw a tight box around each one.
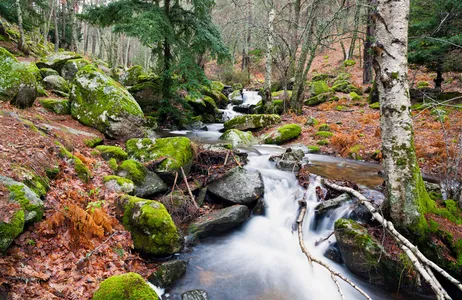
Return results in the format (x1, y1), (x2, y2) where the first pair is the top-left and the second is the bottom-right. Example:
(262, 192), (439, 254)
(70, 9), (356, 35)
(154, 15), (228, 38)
(322, 179), (461, 300)
(297, 200), (372, 300)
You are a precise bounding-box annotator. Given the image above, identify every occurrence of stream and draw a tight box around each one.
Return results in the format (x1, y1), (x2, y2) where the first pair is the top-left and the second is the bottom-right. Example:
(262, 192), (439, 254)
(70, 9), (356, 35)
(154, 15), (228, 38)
(157, 91), (395, 299)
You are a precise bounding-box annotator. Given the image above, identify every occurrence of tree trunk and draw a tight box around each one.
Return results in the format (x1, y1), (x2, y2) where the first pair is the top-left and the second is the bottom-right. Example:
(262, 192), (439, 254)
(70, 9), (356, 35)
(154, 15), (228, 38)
(61, 2), (66, 48)
(363, 0), (376, 84)
(125, 37), (131, 68)
(288, 0), (301, 78)
(434, 65), (443, 90)
(44, 0), (55, 47)
(263, 4), (275, 110)
(241, 0), (252, 77)
(163, 0), (173, 98)
(15, 0), (27, 54)
(348, 0), (361, 60)
(54, 2), (59, 52)
(373, 0), (431, 228)
(67, 0), (78, 52)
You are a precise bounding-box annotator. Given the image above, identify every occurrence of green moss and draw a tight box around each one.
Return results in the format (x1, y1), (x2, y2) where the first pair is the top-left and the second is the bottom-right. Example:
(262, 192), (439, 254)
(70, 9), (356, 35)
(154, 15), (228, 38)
(271, 90), (292, 99)
(118, 160), (146, 184)
(93, 272), (158, 300)
(56, 142), (91, 183)
(108, 158), (119, 171)
(103, 176), (134, 192)
(332, 80), (363, 95)
(120, 195), (181, 256)
(39, 68), (59, 78)
(38, 98), (70, 114)
(305, 117), (319, 126)
(349, 144), (364, 160)
(349, 92), (361, 101)
(317, 139), (329, 146)
(416, 81), (429, 89)
(7, 185), (43, 222)
(83, 137), (103, 148)
(316, 131), (334, 138)
(343, 59), (356, 67)
(45, 166), (60, 179)
(369, 102), (380, 109)
(210, 81), (225, 92)
(219, 129), (255, 147)
(310, 80), (330, 96)
(307, 145), (320, 153)
(391, 72), (399, 80)
(95, 145), (128, 162)
(232, 83), (243, 91)
(318, 124), (330, 131)
(304, 92), (332, 106)
(0, 209), (25, 252)
(264, 124), (302, 145)
(125, 137), (193, 174)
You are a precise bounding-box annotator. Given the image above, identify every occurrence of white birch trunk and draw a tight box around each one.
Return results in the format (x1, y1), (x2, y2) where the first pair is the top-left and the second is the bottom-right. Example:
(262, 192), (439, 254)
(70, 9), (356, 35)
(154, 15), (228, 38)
(15, 0), (27, 53)
(374, 0), (430, 227)
(263, 5), (275, 108)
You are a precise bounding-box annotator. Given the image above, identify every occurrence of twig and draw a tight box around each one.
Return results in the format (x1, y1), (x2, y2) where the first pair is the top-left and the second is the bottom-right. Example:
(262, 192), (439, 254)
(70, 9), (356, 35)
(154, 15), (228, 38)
(224, 151), (230, 166)
(180, 167), (199, 209)
(76, 231), (119, 269)
(171, 171), (179, 205)
(231, 152), (242, 167)
(315, 231), (335, 246)
(297, 200), (372, 300)
(323, 179), (462, 295)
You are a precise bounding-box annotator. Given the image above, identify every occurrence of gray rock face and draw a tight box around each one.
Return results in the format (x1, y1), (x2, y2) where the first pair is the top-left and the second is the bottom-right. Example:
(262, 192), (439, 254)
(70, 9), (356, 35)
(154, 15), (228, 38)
(36, 51), (82, 71)
(207, 167), (264, 206)
(147, 260), (187, 288)
(43, 75), (69, 93)
(324, 243), (343, 264)
(189, 205), (250, 238)
(269, 149), (305, 172)
(315, 193), (351, 217)
(134, 171), (168, 198)
(61, 58), (90, 81)
(182, 290), (208, 300)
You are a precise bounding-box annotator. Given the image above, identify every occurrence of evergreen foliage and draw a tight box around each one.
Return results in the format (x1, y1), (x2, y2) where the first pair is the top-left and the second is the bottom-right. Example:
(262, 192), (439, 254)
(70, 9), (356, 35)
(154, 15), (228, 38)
(0, 0), (48, 31)
(409, 0), (462, 86)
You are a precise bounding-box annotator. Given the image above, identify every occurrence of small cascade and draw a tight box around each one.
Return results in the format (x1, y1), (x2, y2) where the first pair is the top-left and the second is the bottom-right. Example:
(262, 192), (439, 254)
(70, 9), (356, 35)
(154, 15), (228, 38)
(220, 89), (262, 122)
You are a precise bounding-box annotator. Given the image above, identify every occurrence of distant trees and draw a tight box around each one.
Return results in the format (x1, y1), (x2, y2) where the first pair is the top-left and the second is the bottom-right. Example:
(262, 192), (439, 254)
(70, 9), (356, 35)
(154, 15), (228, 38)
(409, 0), (462, 89)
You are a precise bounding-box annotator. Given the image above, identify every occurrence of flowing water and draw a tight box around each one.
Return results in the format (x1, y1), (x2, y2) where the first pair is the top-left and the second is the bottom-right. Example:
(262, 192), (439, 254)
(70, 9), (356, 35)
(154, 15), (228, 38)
(160, 91), (393, 299)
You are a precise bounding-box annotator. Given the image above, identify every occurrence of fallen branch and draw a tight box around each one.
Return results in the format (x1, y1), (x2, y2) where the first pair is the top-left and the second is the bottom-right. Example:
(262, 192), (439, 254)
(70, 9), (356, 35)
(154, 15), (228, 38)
(297, 200), (372, 300)
(322, 179), (462, 297)
(315, 231), (335, 246)
(171, 171), (179, 205)
(180, 166), (199, 210)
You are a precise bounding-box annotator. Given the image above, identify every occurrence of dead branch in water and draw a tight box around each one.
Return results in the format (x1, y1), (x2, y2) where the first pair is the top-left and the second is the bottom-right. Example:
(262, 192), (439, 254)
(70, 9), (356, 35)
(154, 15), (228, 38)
(322, 179), (461, 299)
(297, 200), (372, 300)
(315, 231), (335, 246)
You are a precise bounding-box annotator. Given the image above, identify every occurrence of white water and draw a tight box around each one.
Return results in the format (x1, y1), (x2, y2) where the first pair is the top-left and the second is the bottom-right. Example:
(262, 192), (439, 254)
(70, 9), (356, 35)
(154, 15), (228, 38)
(168, 151), (390, 300)
(220, 90), (262, 122)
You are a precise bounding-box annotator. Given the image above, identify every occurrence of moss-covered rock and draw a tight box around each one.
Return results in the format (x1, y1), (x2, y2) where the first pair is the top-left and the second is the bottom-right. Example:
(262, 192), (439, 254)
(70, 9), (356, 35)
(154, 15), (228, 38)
(343, 59), (356, 67)
(83, 137), (103, 148)
(369, 102), (380, 110)
(118, 196), (183, 256)
(61, 58), (90, 81)
(103, 175), (135, 194)
(125, 137), (194, 182)
(304, 92), (334, 106)
(263, 124), (302, 145)
(22, 62), (42, 82)
(93, 272), (158, 300)
(39, 98), (70, 114)
(56, 142), (92, 183)
(95, 145), (128, 162)
(36, 51), (82, 72)
(117, 159), (168, 197)
(39, 68), (59, 78)
(0, 205), (24, 252)
(307, 145), (320, 153)
(349, 92), (361, 101)
(334, 219), (416, 290)
(202, 86), (229, 108)
(108, 158), (119, 171)
(271, 90), (292, 99)
(0, 47), (37, 108)
(224, 114), (281, 131)
(147, 260), (187, 288)
(219, 129), (255, 147)
(42, 75), (70, 93)
(70, 64), (145, 139)
(187, 95), (217, 115)
(332, 80), (363, 95)
(210, 81), (225, 92)
(316, 131), (334, 138)
(120, 65), (146, 86)
(0, 175), (44, 224)
(127, 80), (163, 113)
(310, 80), (330, 96)
(318, 124), (330, 131)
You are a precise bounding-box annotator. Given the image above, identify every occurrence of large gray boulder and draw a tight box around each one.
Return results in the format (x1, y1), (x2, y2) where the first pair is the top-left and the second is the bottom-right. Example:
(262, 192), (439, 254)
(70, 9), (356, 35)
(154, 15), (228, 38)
(189, 205), (250, 238)
(117, 159), (167, 198)
(70, 64), (145, 139)
(61, 58), (90, 81)
(0, 47), (37, 108)
(36, 51), (82, 72)
(207, 167), (264, 206)
(43, 75), (69, 93)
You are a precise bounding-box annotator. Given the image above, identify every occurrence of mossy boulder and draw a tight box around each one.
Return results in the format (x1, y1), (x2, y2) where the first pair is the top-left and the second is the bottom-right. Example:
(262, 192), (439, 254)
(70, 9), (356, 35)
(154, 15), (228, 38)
(369, 102), (380, 110)
(187, 95), (217, 115)
(189, 205), (250, 239)
(210, 81), (225, 92)
(42, 75), (69, 93)
(316, 131), (334, 138)
(125, 137), (194, 182)
(0, 47), (37, 108)
(349, 92), (361, 101)
(271, 90), (292, 100)
(128, 80), (163, 112)
(310, 80), (330, 96)
(332, 80), (363, 95)
(219, 129), (255, 147)
(334, 219), (416, 290)
(95, 145), (128, 162)
(318, 124), (330, 131)
(93, 272), (158, 300)
(39, 68), (59, 78)
(304, 92), (334, 106)
(147, 260), (187, 288)
(120, 65), (146, 86)
(224, 114), (281, 131)
(103, 175), (135, 194)
(0, 204), (24, 252)
(22, 62), (42, 82)
(117, 159), (167, 198)
(39, 98), (70, 114)
(83, 137), (103, 148)
(70, 64), (145, 139)
(0, 175), (44, 224)
(36, 51), (82, 72)
(118, 195), (183, 256)
(61, 58), (90, 81)
(263, 124), (302, 145)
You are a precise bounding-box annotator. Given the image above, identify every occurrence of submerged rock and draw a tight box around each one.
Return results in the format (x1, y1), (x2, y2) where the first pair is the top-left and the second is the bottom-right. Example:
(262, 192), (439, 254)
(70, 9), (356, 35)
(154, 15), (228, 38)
(315, 193), (351, 217)
(182, 290), (208, 300)
(93, 272), (158, 300)
(189, 205), (250, 238)
(223, 114), (281, 131)
(148, 260), (187, 288)
(0, 47), (37, 108)
(70, 64), (145, 139)
(207, 167), (264, 206)
(118, 195), (183, 256)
